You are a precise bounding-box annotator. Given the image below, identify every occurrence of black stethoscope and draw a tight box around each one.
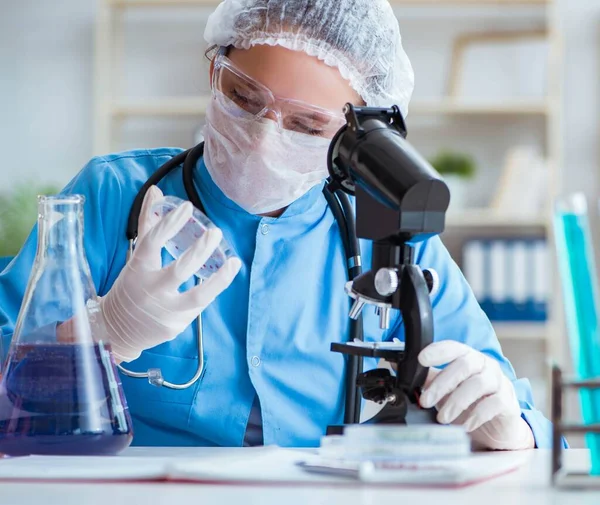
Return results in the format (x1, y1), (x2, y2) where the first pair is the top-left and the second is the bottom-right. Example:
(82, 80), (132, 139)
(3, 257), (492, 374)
(118, 141), (364, 422)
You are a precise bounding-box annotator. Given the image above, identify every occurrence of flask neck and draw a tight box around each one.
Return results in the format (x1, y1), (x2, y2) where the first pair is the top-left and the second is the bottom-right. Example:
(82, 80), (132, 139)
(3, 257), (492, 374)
(37, 196), (87, 262)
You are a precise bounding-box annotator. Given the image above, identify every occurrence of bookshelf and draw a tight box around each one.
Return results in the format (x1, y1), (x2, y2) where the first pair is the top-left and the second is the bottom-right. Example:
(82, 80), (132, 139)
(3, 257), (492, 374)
(93, 0), (559, 153)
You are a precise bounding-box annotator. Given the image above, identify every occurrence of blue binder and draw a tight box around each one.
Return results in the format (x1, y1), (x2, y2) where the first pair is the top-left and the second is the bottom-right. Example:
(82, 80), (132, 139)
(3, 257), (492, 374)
(462, 238), (548, 322)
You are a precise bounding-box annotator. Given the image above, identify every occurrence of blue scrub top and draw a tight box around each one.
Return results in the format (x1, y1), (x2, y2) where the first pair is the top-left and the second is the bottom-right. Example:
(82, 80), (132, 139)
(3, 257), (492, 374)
(0, 148), (557, 448)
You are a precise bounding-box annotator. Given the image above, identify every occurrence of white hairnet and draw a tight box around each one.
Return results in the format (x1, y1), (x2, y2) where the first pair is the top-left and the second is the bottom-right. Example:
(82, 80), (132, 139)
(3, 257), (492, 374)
(204, 0), (414, 117)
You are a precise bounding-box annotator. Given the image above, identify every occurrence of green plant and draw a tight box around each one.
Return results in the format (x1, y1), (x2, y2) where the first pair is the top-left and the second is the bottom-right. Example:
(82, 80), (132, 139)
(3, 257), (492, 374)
(0, 182), (60, 257)
(429, 150), (477, 179)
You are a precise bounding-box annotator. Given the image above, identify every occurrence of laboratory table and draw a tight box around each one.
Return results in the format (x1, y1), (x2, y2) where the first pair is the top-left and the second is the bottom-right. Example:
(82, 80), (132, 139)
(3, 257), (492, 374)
(0, 448), (598, 505)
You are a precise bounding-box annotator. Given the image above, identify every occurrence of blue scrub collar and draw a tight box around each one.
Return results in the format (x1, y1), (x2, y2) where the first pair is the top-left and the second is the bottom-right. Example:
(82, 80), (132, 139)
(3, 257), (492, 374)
(194, 156), (327, 221)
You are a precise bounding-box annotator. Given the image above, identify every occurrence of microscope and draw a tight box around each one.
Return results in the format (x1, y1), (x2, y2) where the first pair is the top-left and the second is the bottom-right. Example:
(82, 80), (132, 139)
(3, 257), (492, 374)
(326, 104), (450, 432)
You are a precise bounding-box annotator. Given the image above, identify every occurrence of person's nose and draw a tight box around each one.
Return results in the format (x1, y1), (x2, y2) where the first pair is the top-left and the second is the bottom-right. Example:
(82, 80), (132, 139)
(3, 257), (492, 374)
(263, 108), (283, 131)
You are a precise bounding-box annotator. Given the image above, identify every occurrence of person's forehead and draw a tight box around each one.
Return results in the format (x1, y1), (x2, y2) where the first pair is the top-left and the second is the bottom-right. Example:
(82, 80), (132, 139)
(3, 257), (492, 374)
(226, 45), (360, 110)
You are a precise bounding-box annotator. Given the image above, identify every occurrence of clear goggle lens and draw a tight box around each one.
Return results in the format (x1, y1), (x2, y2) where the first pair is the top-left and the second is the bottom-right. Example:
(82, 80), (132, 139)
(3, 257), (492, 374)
(212, 56), (346, 139)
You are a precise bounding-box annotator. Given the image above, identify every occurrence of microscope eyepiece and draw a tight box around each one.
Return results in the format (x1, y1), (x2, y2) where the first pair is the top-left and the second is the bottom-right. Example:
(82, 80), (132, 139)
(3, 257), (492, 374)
(328, 103), (450, 242)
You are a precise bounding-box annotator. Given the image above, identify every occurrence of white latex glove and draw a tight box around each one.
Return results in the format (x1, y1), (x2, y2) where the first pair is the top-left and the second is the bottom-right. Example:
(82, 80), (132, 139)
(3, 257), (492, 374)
(98, 186), (242, 363)
(418, 341), (535, 451)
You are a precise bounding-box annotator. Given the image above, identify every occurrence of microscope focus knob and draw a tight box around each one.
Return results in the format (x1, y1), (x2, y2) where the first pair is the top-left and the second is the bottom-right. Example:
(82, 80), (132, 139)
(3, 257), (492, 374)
(374, 268), (399, 297)
(423, 268), (440, 297)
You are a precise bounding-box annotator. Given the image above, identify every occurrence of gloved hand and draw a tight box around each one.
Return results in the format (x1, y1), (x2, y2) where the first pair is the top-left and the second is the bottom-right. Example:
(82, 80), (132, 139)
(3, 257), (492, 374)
(98, 185), (242, 363)
(418, 341), (535, 451)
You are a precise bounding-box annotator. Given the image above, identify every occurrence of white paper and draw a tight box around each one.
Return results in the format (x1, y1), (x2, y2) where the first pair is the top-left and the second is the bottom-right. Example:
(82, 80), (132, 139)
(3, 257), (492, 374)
(169, 447), (330, 484)
(170, 449), (528, 487)
(357, 452), (530, 485)
(0, 456), (169, 481)
(0, 448), (319, 484)
(0, 448), (530, 488)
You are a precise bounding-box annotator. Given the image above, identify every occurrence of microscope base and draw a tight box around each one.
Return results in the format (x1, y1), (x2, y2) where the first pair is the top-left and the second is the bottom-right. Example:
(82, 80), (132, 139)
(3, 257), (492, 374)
(326, 401), (438, 436)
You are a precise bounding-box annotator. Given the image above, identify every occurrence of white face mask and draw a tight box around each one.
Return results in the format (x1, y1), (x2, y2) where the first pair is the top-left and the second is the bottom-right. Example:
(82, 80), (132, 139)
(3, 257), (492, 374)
(202, 91), (332, 215)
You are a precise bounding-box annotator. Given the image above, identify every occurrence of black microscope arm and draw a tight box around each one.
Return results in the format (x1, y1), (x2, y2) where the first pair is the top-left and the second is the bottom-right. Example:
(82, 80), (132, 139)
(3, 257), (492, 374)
(395, 263), (434, 394)
(331, 253), (436, 426)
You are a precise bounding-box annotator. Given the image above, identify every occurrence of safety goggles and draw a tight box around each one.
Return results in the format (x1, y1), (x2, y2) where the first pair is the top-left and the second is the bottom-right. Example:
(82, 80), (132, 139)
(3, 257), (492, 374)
(211, 48), (347, 139)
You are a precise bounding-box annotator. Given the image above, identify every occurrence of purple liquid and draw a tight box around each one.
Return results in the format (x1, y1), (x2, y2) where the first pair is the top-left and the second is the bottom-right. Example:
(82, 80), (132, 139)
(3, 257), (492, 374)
(0, 343), (133, 456)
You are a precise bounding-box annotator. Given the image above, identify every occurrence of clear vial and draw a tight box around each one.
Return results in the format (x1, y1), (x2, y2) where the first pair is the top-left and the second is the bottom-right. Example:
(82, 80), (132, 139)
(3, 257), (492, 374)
(151, 196), (238, 281)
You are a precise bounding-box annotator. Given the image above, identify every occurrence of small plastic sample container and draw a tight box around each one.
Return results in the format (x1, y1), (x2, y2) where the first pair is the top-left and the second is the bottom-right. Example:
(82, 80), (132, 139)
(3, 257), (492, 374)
(151, 196), (237, 281)
(319, 425), (471, 462)
(341, 424), (470, 445)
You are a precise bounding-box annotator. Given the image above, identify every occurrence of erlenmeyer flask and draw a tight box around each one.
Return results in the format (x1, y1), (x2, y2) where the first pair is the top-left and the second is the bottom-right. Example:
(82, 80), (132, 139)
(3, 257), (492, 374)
(0, 195), (133, 456)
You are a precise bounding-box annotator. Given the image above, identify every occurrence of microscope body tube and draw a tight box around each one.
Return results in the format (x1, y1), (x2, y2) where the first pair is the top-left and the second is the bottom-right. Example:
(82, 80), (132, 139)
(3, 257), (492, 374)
(337, 115), (449, 243)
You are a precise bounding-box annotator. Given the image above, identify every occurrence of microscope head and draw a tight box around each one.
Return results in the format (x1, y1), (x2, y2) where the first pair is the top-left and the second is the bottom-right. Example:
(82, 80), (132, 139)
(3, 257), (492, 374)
(328, 104), (450, 244)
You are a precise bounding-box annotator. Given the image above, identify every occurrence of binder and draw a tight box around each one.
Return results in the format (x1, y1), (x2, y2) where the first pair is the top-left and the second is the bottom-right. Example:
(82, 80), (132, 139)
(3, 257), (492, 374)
(532, 239), (549, 321)
(510, 240), (529, 320)
(463, 240), (487, 315)
(462, 237), (548, 323)
(489, 240), (508, 321)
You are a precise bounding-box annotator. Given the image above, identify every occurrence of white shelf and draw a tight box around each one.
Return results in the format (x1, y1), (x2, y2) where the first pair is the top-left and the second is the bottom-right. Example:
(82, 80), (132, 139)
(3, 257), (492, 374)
(109, 96), (550, 118)
(111, 97), (211, 117)
(446, 210), (547, 228)
(108, 0), (217, 6)
(493, 322), (547, 341)
(410, 99), (550, 116)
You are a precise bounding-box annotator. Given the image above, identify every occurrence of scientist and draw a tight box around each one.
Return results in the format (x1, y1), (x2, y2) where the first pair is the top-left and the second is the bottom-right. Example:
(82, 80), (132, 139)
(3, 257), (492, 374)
(0, 0), (555, 450)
